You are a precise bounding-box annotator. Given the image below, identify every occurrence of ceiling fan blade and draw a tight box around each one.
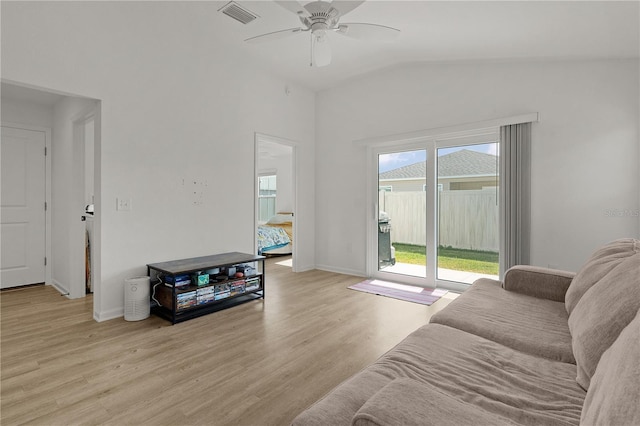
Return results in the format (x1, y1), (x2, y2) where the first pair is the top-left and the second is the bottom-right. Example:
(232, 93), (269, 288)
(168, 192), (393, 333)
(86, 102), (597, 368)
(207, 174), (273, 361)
(274, 1), (310, 17)
(331, 0), (366, 17)
(312, 33), (332, 67)
(245, 27), (305, 44)
(335, 23), (400, 41)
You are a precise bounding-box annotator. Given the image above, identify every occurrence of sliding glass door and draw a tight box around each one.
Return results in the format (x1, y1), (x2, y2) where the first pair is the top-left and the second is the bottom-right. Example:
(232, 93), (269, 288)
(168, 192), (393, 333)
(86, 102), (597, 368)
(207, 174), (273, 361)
(436, 143), (499, 284)
(369, 131), (500, 289)
(377, 149), (427, 279)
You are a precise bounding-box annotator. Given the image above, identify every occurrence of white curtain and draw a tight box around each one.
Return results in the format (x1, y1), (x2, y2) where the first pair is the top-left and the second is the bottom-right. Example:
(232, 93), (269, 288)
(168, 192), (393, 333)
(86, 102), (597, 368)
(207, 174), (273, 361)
(499, 122), (531, 278)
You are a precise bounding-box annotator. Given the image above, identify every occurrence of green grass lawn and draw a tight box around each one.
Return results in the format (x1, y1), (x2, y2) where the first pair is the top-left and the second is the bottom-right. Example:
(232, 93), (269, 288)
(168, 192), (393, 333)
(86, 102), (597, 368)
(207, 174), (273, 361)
(393, 243), (499, 275)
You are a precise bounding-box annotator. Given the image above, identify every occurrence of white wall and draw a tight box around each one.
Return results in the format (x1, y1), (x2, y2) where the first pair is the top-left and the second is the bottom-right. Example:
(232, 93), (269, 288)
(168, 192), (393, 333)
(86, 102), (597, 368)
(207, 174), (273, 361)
(316, 59), (639, 274)
(2, 2), (316, 320)
(1, 98), (53, 128)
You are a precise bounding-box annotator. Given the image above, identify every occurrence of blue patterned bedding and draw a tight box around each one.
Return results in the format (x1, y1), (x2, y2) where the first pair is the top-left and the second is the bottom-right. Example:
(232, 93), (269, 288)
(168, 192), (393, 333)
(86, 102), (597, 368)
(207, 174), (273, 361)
(257, 225), (291, 254)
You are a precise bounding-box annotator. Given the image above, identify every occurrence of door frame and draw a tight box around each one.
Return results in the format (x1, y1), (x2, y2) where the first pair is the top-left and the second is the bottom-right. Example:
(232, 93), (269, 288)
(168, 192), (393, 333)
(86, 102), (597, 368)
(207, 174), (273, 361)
(69, 107), (97, 299)
(3, 82), (103, 319)
(254, 132), (298, 272)
(367, 141), (435, 288)
(1, 121), (52, 287)
(361, 114), (539, 291)
(366, 129), (502, 292)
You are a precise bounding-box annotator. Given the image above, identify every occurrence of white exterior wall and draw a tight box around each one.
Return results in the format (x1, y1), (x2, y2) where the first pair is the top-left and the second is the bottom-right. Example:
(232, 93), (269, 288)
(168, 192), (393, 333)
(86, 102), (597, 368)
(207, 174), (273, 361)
(379, 179), (424, 192)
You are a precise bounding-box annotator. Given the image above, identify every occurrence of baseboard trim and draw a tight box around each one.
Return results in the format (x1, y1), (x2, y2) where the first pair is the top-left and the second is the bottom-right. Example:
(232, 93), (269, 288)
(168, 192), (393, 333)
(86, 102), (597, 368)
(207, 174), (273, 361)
(94, 308), (123, 322)
(314, 264), (366, 277)
(293, 263), (315, 273)
(50, 280), (70, 297)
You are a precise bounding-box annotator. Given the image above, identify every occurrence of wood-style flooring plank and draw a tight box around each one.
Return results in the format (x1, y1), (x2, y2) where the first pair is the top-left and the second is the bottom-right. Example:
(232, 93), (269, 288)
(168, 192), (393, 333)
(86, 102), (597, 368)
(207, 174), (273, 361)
(1, 257), (457, 425)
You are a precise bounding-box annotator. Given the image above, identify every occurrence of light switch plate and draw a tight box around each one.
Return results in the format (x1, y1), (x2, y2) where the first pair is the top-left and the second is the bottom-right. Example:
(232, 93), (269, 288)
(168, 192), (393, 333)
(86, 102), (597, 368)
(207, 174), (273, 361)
(116, 198), (131, 211)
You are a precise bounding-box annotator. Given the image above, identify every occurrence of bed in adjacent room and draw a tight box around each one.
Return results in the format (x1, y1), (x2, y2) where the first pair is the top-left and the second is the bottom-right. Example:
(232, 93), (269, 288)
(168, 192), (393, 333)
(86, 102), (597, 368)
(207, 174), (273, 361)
(257, 213), (293, 255)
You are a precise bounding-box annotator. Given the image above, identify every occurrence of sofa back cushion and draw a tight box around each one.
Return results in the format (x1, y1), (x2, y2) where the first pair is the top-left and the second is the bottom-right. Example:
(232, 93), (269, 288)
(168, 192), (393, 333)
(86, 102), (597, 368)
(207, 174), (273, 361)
(568, 251), (640, 390)
(580, 310), (640, 425)
(565, 238), (639, 315)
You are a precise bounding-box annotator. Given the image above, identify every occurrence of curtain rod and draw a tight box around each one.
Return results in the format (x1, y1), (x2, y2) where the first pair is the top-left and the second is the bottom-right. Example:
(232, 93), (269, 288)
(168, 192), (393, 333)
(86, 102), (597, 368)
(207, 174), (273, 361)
(354, 112), (539, 147)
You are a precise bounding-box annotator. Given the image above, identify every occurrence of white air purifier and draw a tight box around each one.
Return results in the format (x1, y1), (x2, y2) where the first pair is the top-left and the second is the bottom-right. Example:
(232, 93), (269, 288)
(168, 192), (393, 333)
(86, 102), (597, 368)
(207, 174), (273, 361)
(124, 276), (150, 321)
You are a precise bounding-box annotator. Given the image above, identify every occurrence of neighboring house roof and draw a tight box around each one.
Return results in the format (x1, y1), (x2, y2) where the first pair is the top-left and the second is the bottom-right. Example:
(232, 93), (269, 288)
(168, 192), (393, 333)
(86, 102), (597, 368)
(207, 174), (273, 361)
(379, 149), (498, 179)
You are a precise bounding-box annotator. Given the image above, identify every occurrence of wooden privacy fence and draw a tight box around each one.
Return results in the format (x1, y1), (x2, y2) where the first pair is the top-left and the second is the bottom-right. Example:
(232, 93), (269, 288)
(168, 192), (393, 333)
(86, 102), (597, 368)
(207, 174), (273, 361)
(379, 190), (499, 252)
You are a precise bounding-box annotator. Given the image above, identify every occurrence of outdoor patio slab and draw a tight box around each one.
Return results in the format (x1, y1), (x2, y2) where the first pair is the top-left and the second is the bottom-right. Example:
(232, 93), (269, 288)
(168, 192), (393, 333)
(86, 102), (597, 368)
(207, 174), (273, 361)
(381, 262), (498, 284)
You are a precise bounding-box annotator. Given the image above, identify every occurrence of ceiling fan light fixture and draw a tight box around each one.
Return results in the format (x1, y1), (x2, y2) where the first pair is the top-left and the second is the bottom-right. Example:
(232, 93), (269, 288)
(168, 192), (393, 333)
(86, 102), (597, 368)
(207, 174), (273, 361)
(314, 29), (328, 43)
(312, 31), (331, 67)
(247, 0), (399, 67)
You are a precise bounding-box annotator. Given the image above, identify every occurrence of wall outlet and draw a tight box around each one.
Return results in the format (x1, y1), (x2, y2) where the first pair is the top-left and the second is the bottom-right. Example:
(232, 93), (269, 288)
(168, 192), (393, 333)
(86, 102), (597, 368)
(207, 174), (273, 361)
(116, 198), (131, 211)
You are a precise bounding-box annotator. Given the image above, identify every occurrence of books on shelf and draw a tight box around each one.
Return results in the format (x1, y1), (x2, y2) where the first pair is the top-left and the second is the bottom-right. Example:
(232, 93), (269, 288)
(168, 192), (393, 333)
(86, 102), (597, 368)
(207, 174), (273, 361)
(230, 281), (246, 297)
(214, 283), (231, 300)
(176, 291), (197, 310)
(197, 287), (215, 305)
(245, 277), (260, 292)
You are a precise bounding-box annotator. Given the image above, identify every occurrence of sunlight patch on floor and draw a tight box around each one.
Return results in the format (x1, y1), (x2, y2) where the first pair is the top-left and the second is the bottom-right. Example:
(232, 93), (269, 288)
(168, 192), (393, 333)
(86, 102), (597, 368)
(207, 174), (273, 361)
(275, 258), (292, 267)
(369, 279), (423, 293)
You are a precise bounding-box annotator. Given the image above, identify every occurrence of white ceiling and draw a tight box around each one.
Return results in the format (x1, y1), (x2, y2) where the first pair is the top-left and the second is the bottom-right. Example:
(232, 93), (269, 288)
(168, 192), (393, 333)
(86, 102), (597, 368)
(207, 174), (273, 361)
(1, 0), (638, 102)
(226, 0), (640, 91)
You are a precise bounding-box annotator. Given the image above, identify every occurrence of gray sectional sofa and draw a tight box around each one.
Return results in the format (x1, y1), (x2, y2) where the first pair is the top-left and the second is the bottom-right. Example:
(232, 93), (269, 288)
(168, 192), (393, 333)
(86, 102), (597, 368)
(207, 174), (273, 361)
(292, 238), (640, 425)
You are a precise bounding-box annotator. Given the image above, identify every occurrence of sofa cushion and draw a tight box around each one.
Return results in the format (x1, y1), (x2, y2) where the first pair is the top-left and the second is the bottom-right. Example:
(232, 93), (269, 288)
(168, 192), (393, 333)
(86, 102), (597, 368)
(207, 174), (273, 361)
(291, 324), (585, 426)
(568, 252), (640, 390)
(352, 378), (517, 426)
(580, 310), (640, 426)
(565, 238), (639, 315)
(503, 265), (575, 302)
(430, 279), (574, 363)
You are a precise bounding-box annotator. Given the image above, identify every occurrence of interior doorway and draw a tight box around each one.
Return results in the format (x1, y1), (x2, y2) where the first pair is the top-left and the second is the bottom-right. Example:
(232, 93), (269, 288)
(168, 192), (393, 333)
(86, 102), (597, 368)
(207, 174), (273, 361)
(1, 82), (101, 308)
(255, 133), (297, 271)
(72, 111), (97, 298)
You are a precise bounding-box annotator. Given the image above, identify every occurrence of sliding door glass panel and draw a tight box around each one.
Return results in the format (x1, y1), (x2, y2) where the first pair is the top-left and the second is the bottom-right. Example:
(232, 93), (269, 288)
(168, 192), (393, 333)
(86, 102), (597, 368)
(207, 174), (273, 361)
(378, 149), (427, 278)
(436, 143), (499, 283)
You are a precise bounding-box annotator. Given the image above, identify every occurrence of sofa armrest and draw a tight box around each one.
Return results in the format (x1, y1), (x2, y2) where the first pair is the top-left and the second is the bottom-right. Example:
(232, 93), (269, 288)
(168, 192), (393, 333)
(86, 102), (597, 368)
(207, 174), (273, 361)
(502, 265), (575, 302)
(351, 378), (515, 426)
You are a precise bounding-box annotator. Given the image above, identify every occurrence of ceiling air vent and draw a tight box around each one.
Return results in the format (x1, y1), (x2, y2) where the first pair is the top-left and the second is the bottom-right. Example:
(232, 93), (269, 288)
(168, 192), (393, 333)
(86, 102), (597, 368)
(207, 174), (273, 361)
(219, 1), (259, 25)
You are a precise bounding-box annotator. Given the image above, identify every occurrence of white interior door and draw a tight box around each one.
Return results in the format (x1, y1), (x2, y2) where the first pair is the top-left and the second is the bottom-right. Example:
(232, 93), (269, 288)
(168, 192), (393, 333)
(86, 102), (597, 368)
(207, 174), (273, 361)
(1, 126), (46, 288)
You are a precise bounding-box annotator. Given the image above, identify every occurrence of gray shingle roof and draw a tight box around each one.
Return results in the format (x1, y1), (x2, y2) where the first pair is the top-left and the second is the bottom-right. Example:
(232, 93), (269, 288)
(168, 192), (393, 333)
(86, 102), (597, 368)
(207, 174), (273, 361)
(379, 149), (497, 179)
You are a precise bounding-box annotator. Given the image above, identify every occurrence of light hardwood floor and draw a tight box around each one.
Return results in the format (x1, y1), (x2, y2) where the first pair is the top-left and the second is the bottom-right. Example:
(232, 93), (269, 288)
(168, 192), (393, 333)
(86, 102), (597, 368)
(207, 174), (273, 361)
(1, 257), (457, 425)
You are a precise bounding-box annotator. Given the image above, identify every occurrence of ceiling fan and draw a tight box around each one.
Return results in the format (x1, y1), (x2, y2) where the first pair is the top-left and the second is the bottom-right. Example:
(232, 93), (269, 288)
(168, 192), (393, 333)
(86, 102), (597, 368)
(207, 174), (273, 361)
(245, 0), (400, 67)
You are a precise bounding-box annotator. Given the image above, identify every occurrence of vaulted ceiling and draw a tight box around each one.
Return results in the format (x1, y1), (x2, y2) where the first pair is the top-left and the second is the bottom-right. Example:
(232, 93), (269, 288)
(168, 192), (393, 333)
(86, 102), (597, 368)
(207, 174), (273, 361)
(2, 0), (638, 100)
(224, 1), (639, 91)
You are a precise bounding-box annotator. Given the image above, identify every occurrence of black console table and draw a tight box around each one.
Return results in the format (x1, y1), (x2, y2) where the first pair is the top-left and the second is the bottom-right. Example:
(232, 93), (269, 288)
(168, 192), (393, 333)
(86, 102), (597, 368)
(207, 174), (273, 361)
(147, 252), (265, 324)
